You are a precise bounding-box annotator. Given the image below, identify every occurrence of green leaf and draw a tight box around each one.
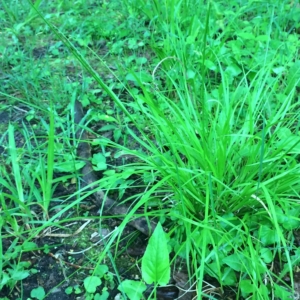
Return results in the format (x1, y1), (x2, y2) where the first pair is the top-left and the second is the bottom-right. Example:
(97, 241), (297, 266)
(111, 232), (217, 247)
(136, 57), (147, 65)
(255, 35), (269, 42)
(99, 124), (117, 131)
(259, 225), (279, 246)
(0, 272), (10, 288)
(225, 64), (242, 77)
(22, 241), (37, 251)
(96, 114), (117, 122)
(286, 61), (300, 95)
(84, 276), (101, 293)
(113, 128), (122, 142)
(259, 284), (269, 297)
(240, 280), (254, 298)
(74, 285), (82, 294)
(204, 59), (217, 71)
(94, 291), (109, 300)
(30, 286), (45, 300)
(259, 248), (273, 264)
(222, 254), (243, 272)
(237, 32), (255, 40)
(142, 222), (170, 285)
(65, 286), (73, 295)
(186, 69), (196, 80)
(92, 153), (107, 171)
(275, 206), (286, 224)
(143, 172), (156, 184)
(206, 261), (220, 279)
(221, 267), (237, 286)
(276, 127), (300, 153)
(94, 265), (108, 278)
(9, 270), (30, 281)
(272, 66), (285, 75)
(54, 160), (86, 173)
(126, 71), (152, 83)
(275, 206), (300, 230)
(118, 280), (146, 300)
(283, 208), (300, 230)
(274, 283), (293, 299)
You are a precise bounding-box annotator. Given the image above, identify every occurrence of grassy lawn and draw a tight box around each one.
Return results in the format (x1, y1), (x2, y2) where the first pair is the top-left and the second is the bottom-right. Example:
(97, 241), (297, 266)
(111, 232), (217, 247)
(1, 0), (300, 299)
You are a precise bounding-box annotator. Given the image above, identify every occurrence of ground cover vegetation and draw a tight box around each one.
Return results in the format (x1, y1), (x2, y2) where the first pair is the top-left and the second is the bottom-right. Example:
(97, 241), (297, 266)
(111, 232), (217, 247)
(1, 0), (300, 299)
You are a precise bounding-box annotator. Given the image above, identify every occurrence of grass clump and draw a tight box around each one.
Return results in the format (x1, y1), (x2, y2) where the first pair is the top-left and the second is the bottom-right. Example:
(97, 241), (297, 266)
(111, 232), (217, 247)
(105, 0), (300, 298)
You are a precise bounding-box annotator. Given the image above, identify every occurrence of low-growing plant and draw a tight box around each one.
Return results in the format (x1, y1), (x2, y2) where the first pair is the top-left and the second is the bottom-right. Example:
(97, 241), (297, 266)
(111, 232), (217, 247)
(118, 222), (170, 300)
(0, 239), (38, 293)
(64, 265), (113, 300)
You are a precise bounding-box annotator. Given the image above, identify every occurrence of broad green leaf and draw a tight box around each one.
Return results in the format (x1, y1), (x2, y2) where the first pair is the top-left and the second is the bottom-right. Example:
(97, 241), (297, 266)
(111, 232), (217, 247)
(94, 291), (109, 300)
(225, 64), (242, 77)
(222, 254), (243, 272)
(94, 265), (108, 278)
(9, 270), (30, 281)
(92, 153), (107, 171)
(275, 206), (300, 230)
(143, 172), (156, 184)
(0, 272), (10, 287)
(136, 57), (147, 65)
(237, 32), (255, 40)
(31, 287), (45, 300)
(259, 248), (273, 264)
(275, 206), (286, 224)
(221, 267), (237, 286)
(99, 124), (117, 131)
(240, 280), (253, 298)
(113, 128), (122, 142)
(186, 69), (196, 80)
(276, 128), (300, 153)
(272, 66), (285, 75)
(54, 160), (85, 173)
(274, 283), (292, 299)
(22, 241), (37, 251)
(84, 276), (101, 293)
(283, 217), (300, 231)
(206, 261), (220, 279)
(256, 35), (269, 42)
(65, 286), (73, 295)
(126, 71), (152, 83)
(259, 284), (269, 297)
(142, 222), (170, 285)
(204, 59), (217, 71)
(283, 208), (300, 230)
(259, 225), (279, 246)
(96, 114), (117, 122)
(118, 280), (146, 300)
(286, 61), (300, 95)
